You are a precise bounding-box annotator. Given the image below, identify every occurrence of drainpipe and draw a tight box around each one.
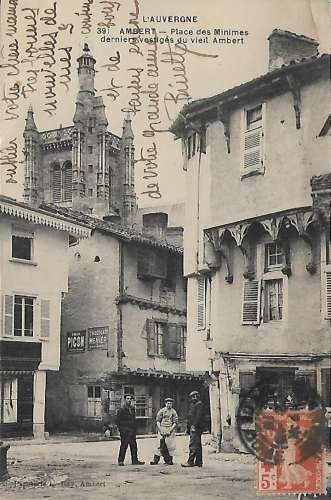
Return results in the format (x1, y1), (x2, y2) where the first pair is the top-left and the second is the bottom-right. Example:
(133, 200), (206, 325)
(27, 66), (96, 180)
(117, 241), (124, 371)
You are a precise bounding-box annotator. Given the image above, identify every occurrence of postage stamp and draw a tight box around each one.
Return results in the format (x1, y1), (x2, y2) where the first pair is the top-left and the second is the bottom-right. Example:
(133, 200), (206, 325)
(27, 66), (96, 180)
(256, 409), (327, 496)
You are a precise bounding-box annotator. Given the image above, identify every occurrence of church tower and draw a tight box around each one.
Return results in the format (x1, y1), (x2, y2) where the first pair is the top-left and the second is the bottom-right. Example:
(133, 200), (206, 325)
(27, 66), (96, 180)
(23, 43), (137, 224)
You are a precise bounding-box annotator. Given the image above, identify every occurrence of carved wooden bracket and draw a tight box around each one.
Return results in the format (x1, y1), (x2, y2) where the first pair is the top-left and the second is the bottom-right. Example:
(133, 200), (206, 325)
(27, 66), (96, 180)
(217, 105), (231, 153)
(286, 75), (301, 130)
(278, 237), (292, 277)
(239, 242), (255, 280)
(219, 245), (233, 284)
(295, 212), (318, 274)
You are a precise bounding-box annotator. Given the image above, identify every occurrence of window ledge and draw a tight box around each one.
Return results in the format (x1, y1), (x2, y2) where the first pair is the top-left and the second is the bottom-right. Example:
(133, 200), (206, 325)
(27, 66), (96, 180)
(241, 167), (265, 180)
(9, 258), (37, 266)
(3, 335), (40, 341)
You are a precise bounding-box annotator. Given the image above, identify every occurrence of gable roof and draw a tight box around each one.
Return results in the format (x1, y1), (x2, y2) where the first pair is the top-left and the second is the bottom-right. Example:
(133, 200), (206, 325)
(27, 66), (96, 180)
(170, 53), (330, 137)
(41, 204), (183, 254)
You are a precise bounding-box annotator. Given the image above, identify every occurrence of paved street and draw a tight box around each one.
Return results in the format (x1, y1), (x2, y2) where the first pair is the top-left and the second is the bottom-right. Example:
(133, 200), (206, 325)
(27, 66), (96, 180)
(0, 436), (330, 500)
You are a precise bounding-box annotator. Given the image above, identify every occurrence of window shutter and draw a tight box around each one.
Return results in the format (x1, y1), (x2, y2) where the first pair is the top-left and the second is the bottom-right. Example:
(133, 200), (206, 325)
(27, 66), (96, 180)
(52, 165), (62, 202)
(325, 269), (331, 319)
(146, 319), (156, 356)
(40, 299), (51, 338)
(138, 250), (150, 276)
(164, 323), (180, 360)
(242, 280), (261, 325)
(243, 128), (263, 169)
(3, 295), (14, 336)
(197, 276), (206, 330)
(63, 163), (73, 202)
(153, 253), (167, 279)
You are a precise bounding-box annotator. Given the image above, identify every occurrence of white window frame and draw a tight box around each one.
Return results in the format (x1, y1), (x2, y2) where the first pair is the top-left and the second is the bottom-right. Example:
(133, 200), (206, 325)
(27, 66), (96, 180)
(263, 276), (284, 323)
(13, 294), (35, 337)
(87, 385), (102, 418)
(265, 242), (284, 271)
(240, 102), (265, 177)
(11, 227), (34, 262)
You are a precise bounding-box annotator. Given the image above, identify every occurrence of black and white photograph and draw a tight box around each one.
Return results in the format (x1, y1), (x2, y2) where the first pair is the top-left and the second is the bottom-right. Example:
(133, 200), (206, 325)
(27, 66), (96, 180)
(0, 0), (330, 498)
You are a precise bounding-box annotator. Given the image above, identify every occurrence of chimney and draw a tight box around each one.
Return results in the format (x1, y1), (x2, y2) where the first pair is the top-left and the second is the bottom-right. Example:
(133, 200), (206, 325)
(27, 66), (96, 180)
(268, 29), (319, 71)
(142, 213), (168, 240)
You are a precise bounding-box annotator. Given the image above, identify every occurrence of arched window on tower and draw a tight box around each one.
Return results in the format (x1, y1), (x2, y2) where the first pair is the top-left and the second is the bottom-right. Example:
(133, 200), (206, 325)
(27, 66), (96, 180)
(52, 163), (62, 202)
(63, 161), (73, 202)
(51, 161), (73, 203)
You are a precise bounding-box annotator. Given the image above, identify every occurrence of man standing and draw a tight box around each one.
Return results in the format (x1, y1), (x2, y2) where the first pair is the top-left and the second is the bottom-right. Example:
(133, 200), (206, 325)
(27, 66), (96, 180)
(116, 394), (145, 466)
(182, 391), (205, 468)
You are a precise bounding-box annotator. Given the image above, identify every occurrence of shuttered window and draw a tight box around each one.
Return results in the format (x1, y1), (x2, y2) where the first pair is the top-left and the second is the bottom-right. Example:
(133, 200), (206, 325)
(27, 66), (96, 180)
(146, 319), (156, 356)
(4, 295), (14, 336)
(52, 162), (72, 202)
(137, 249), (167, 279)
(242, 104), (265, 174)
(241, 280), (261, 325)
(146, 320), (184, 360)
(197, 276), (206, 330)
(63, 163), (73, 202)
(40, 299), (51, 339)
(324, 268), (331, 320)
(52, 164), (62, 202)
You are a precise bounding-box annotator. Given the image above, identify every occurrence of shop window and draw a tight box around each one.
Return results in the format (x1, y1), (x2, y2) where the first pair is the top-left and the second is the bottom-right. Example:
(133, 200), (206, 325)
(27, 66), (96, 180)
(12, 227), (33, 261)
(123, 386), (135, 397)
(241, 103), (265, 176)
(87, 385), (102, 417)
(146, 320), (186, 360)
(135, 396), (147, 417)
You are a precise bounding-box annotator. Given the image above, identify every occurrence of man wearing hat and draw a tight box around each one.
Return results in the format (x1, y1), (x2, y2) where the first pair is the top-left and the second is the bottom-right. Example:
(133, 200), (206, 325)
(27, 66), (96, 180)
(116, 394), (145, 466)
(182, 391), (205, 467)
(150, 397), (178, 465)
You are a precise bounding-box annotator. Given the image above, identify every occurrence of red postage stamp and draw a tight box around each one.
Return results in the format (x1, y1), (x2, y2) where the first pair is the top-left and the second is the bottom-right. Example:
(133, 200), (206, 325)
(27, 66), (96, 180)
(256, 408), (327, 496)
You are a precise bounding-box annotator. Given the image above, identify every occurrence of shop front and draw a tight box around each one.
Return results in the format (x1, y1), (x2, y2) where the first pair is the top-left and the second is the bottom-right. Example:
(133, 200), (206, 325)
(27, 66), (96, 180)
(0, 341), (41, 438)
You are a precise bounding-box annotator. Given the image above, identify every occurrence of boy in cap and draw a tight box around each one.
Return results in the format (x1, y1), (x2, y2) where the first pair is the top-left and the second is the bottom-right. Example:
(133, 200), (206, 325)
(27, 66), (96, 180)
(150, 397), (178, 465)
(182, 390), (205, 467)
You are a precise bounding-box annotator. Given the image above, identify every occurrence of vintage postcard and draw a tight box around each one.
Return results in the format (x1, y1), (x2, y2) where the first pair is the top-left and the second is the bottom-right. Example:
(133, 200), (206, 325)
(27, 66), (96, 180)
(0, 0), (330, 498)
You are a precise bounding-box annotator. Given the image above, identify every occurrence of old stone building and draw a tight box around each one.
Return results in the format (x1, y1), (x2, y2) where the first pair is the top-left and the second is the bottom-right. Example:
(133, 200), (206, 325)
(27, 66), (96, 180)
(171, 30), (330, 451)
(23, 43), (136, 223)
(21, 45), (206, 434)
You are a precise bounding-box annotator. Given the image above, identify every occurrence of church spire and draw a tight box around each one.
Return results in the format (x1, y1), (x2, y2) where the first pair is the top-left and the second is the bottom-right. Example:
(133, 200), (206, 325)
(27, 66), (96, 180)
(122, 112), (134, 142)
(77, 43), (96, 94)
(24, 103), (38, 132)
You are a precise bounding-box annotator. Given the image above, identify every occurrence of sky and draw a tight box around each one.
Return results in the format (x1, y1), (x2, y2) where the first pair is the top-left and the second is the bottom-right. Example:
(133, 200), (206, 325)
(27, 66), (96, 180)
(0, 0), (329, 208)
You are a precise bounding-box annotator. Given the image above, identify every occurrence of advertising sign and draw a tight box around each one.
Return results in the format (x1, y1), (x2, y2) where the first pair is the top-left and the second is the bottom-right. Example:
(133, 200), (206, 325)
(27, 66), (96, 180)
(67, 331), (86, 352)
(88, 327), (109, 350)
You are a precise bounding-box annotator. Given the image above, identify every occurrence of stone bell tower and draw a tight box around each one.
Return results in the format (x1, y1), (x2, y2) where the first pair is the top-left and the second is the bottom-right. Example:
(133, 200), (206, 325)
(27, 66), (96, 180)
(23, 43), (137, 224)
